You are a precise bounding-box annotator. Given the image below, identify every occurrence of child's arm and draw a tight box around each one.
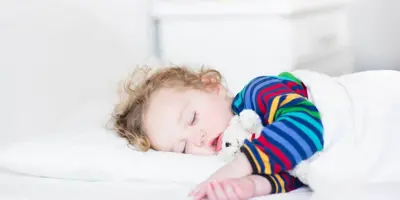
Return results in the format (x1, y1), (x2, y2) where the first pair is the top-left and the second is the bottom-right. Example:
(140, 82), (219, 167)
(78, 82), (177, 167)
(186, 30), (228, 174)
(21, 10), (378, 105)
(221, 152), (304, 194)
(232, 73), (324, 177)
(192, 172), (303, 200)
(249, 174), (273, 196)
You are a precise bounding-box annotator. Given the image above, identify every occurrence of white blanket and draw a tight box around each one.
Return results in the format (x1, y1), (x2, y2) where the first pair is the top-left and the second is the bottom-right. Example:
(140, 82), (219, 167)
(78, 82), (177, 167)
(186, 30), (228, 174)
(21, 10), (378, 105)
(290, 70), (400, 195)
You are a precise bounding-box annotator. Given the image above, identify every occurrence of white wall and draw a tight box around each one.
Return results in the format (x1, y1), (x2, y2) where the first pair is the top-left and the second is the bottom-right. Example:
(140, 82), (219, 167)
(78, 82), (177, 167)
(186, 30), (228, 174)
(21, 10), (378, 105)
(348, 0), (400, 71)
(0, 0), (152, 145)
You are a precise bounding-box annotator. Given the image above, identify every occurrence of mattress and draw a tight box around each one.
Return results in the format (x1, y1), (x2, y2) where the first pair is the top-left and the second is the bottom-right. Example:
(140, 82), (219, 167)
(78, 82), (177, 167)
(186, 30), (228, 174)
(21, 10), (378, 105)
(0, 171), (312, 200)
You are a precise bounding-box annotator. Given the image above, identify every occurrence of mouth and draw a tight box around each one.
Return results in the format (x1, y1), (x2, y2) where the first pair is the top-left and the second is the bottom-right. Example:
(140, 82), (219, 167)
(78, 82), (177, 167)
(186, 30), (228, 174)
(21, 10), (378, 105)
(210, 133), (223, 152)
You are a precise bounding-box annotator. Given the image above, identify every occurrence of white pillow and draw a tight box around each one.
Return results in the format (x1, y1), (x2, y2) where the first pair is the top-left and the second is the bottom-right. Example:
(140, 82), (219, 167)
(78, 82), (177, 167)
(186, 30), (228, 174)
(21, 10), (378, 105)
(0, 100), (225, 184)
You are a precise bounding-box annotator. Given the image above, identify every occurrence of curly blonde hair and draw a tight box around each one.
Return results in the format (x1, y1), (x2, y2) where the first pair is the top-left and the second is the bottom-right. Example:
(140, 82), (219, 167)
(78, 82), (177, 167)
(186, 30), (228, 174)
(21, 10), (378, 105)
(111, 65), (224, 151)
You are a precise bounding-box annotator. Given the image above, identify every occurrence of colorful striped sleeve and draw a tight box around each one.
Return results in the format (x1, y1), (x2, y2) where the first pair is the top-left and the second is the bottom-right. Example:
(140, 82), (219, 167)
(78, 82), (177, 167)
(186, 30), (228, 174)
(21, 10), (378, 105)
(258, 172), (304, 193)
(232, 73), (324, 176)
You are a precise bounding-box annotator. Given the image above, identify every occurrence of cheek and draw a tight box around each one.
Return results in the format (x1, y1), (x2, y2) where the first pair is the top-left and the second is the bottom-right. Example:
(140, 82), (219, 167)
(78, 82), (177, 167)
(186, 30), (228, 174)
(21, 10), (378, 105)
(206, 105), (232, 131)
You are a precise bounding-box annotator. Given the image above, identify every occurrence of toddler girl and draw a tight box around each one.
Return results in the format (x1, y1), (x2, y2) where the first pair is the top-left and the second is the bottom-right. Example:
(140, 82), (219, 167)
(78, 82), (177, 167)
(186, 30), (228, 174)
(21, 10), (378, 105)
(111, 65), (400, 200)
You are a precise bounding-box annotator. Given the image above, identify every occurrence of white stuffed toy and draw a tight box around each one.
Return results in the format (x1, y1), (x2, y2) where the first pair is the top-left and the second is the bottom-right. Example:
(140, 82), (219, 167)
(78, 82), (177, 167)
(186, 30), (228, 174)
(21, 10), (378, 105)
(216, 109), (320, 186)
(217, 109), (263, 162)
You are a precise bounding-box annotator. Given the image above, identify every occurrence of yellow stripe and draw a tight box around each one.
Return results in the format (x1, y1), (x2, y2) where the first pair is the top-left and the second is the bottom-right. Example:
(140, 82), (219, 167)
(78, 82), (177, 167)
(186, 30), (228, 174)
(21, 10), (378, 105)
(242, 145), (261, 173)
(275, 174), (286, 193)
(270, 176), (279, 193)
(268, 96), (280, 124)
(257, 149), (272, 174)
(280, 93), (301, 107)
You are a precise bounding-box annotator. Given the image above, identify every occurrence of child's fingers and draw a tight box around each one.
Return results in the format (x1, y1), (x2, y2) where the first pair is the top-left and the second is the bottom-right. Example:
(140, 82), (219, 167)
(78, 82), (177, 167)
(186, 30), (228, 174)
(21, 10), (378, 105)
(206, 182), (224, 200)
(221, 181), (240, 200)
(192, 187), (207, 200)
(189, 186), (200, 196)
(230, 181), (247, 200)
(213, 181), (230, 200)
(204, 183), (216, 200)
(189, 182), (207, 196)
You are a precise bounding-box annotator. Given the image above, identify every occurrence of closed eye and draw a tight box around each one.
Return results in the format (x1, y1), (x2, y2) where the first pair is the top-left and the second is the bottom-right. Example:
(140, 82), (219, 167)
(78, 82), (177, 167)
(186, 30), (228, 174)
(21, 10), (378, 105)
(182, 141), (187, 154)
(190, 112), (197, 125)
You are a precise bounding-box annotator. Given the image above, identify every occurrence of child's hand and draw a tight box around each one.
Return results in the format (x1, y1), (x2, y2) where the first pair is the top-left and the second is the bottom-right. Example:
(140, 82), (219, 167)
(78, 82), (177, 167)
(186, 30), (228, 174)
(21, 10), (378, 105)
(192, 177), (255, 200)
(189, 153), (252, 197)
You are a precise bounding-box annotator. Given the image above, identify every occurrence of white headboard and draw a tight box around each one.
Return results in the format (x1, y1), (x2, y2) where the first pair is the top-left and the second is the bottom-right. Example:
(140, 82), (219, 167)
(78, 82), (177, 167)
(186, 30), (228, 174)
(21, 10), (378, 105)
(0, 0), (152, 145)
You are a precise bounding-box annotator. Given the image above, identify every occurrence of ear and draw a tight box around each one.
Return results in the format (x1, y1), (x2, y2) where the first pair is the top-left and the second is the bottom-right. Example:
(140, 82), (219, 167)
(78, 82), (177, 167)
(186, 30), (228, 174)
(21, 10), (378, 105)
(203, 82), (221, 94)
(217, 84), (226, 95)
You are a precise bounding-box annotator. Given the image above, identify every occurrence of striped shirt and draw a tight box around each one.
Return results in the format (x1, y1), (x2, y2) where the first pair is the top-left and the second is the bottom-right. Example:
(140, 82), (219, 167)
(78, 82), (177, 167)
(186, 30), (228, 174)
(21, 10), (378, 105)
(231, 72), (324, 193)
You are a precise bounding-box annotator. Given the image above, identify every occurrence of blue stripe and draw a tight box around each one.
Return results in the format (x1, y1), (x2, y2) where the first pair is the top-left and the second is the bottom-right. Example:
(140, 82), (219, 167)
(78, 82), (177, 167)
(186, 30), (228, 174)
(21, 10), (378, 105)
(247, 76), (269, 109)
(290, 84), (304, 91)
(284, 112), (324, 144)
(265, 95), (281, 122)
(262, 129), (296, 168)
(252, 79), (280, 106)
(263, 95), (286, 124)
(244, 76), (266, 109)
(280, 117), (322, 150)
(233, 94), (243, 109)
(280, 174), (288, 191)
(236, 84), (248, 108)
(273, 121), (312, 158)
(281, 118), (318, 153)
(283, 112), (323, 132)
(264, 127), (302, 164)
(243, 140), (265, 172)
(293, 115), (324, 147)
(248, 78), (280, 109)
(280, 97), (304, 108)
(260, 86), (288, 106)
(301, 104), (320, 112)
(251, 138), (285, 172)
(259, 87), (289, 120)
(270, 123), (307, 160)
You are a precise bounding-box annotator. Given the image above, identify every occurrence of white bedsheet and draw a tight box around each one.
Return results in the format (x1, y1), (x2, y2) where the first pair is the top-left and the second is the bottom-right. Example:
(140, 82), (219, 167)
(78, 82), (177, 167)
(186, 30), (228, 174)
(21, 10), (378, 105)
(0, 171), (312, 200)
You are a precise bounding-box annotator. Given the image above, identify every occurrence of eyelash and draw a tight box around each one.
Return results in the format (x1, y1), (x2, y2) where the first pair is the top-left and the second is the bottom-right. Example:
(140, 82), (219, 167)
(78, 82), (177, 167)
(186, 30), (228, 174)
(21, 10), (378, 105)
(182, 112), (197, 153)
(182, 142), (187, 154)
(190, 112), (198, 125)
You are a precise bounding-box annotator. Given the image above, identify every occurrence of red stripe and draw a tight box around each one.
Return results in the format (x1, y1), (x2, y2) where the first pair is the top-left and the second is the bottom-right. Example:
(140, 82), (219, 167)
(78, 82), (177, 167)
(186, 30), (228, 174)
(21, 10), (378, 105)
(301, 83), (308, 98)
(286, 81), (308, 98)
(285, 81), (296, 88)
(258, 88), (292, 123)
(279, 173), (293, 191)
(256, 135), (292, 172)
(255, 83), (284, 113)
(282, 173), (299, 191)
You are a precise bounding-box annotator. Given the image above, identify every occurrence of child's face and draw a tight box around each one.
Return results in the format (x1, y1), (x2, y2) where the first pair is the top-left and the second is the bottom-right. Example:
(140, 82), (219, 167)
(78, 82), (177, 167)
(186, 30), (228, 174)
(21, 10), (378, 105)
(144, 85), (233, 155)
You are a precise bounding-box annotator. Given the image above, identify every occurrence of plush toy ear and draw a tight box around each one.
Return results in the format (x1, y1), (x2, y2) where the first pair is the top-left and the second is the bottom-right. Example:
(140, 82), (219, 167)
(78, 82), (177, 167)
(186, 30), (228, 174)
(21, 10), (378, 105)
(238, 109), (263, 138)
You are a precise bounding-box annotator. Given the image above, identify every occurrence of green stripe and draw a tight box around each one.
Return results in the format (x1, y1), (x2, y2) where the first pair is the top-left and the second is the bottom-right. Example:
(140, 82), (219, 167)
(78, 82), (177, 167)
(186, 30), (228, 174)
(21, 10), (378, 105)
(233, 96), (243, 109)
(278, 72), (302, 85)
(276, 107), (320, 119)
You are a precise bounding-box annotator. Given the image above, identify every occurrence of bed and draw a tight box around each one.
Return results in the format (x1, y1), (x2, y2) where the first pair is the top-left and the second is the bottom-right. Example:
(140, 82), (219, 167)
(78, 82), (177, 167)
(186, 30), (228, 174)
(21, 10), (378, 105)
(2, 90), (400, 200)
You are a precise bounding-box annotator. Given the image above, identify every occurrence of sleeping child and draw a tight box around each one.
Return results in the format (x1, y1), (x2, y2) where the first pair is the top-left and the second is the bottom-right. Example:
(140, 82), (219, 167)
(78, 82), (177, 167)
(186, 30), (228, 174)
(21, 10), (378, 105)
(111, 65), (400, 200)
